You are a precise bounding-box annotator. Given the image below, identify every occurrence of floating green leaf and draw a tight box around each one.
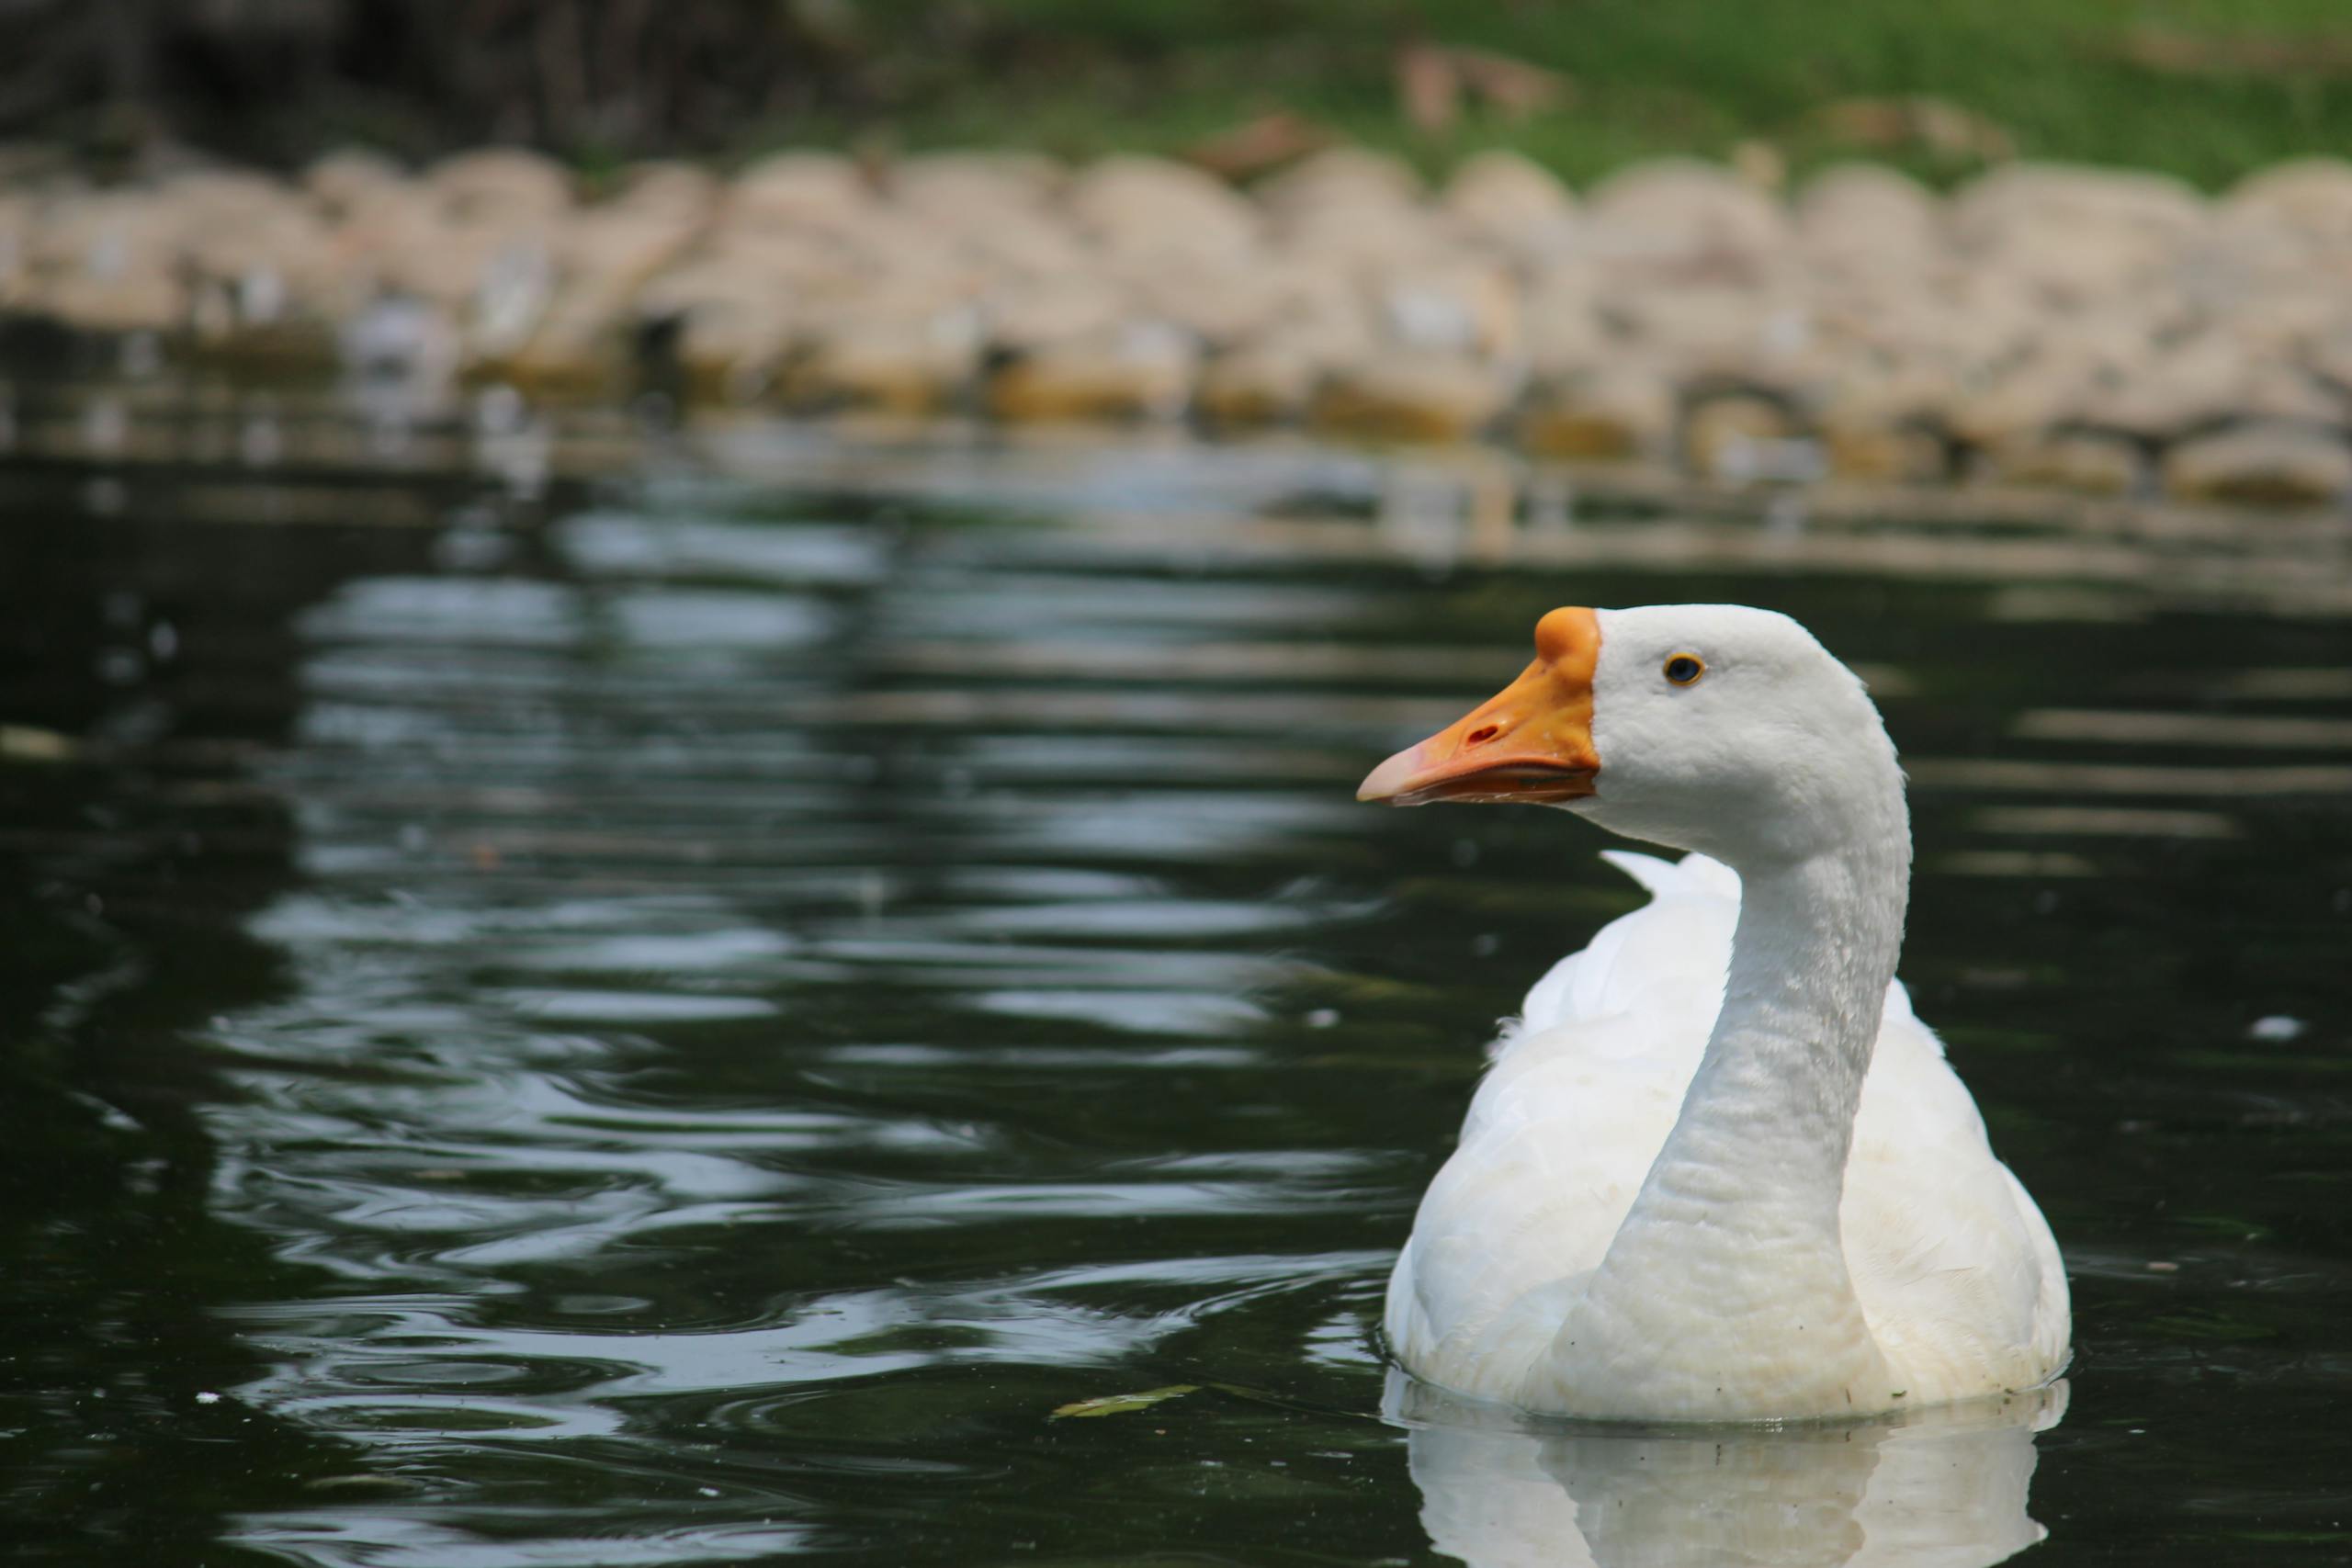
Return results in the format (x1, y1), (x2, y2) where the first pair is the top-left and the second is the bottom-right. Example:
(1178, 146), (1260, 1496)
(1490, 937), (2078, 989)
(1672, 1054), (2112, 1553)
(1050, 1383), (1200, 1419)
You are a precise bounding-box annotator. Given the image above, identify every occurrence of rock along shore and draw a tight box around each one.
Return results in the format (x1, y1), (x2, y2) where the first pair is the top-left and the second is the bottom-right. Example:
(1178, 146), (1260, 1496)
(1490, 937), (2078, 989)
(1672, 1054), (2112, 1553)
(8, 142), (2352, 507)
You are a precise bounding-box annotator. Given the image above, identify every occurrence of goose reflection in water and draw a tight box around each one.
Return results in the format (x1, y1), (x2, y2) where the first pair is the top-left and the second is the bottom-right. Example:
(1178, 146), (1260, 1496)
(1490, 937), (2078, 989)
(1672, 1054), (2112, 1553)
(1389, 1370), (2066, 1568)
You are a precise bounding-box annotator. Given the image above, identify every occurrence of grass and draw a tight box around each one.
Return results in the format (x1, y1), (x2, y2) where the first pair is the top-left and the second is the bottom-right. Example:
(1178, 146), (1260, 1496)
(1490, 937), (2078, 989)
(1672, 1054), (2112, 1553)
(748, 0), (2352, 190)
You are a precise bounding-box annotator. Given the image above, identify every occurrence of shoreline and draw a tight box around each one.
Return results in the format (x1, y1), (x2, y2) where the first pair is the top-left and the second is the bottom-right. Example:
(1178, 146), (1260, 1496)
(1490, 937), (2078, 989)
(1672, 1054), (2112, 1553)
(8, 142), (2352, 511)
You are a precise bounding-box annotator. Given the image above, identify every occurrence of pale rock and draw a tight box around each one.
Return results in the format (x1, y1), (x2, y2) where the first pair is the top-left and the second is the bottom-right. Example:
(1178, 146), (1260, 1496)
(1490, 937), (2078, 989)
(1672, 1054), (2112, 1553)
(2222, 158), (2352, 247)
(852, 265), (989, 333)
(982, 272), (1133, 354)
(0, 194), (30, 304)
(429, 147), (573, 225)
(1945, 349), (2107, 449)
(2236, 363), (2344, 427)
(1197, 340), (1324, 424)
(1974, 217), (2179, 306)
(558, 204), (707, 292)
(1194, 296), (1381, 423)
(24, 188), (185, 332)
(889, 151), (1064, 220)
(727, 152), (876, 236)
(1610, 283), (1816, 386)
(1838, 355), (1965, 420)
(2223, 287), (2349, 360)
(782, 312), (982, 414)
(160, 169), (308, 228)
(1117, 254), (1345, 348)
(28, 187), (177, 277)
(1841, 272), (2044, 378)
(1521, 270), (1611, 378)
(460, 236), (559, 361)
(2162, 423), (2352, 508)
(2181, 209), (2332, 308)
(303, 147), (407, 217)
(819, 206), (958, 278)
(477, 197), (726, 388)
(1256, 147), (1423, 213)
(608, 162), (720, 223)
(1951, 164), (2205, 306)
(1312, 352), (1517, 443)
(2079, 333), (2250, 442)
(2301, 321), (2352, 397)
(1983, 433), (2144, 494)
(164, 175), (342, 333)
(1276, 196), (1453, 275)
(1581, 158), (1791, 275)
(325, 178), (442, 271)
(986, 321), (1197, 422)
(1066, 156), (1257, 261)
(633, 259), (800, 398)
(1821, 417), (1948, 482)
(32, 267), (184, 334)
(1794, 164), (1942, 270)
(351, 198), (550, 317)
(669, 231), (864, 303)
(1374, 258), (1519, 358)
(957, 216), (1091, 283)
(1441, 149), (1576, 254)
(1682, 393), (1813, 481)
(1815, 361), (1962, 478)
(335, 192), (558, 355)
(482, 285), (636, 395)
(1518, 368), (1674, 459)
(1950, 163), (2206, 249)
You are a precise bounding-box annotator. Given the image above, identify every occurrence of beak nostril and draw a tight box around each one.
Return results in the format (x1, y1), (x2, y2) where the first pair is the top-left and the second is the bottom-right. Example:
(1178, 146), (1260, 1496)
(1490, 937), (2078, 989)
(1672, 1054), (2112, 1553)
(1464, 724), (1501, 747)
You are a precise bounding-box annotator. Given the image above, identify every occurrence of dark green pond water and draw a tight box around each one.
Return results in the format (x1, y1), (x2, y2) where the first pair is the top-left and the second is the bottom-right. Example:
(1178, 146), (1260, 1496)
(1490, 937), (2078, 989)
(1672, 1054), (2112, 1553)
(3, 378), (2349, 1566)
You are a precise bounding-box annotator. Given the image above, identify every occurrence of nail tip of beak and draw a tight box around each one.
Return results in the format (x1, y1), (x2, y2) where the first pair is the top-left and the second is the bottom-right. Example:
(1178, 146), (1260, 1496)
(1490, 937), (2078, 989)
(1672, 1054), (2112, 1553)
(1356, 750), (1418, 805)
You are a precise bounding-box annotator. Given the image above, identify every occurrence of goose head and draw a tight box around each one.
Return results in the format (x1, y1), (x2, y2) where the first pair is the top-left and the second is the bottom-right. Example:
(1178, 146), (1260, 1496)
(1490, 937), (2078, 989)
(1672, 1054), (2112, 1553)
(1358, 604), (1901, 865)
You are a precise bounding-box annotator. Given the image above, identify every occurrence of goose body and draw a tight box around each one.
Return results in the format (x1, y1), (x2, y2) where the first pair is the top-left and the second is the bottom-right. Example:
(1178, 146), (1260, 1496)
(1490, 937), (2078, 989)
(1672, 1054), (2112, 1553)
(1363, 604), (2069, 1420)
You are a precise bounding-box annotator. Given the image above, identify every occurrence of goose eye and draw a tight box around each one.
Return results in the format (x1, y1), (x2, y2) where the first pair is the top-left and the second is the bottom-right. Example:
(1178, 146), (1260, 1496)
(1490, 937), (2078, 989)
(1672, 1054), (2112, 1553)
(1663, 654), (1705, 686)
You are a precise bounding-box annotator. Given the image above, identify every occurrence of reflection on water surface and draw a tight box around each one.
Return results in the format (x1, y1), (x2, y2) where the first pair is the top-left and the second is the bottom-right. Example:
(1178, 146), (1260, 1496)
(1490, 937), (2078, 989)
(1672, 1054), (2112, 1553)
(1, 381), (2348, 1565)
(1394, 1374), (2067, 1568)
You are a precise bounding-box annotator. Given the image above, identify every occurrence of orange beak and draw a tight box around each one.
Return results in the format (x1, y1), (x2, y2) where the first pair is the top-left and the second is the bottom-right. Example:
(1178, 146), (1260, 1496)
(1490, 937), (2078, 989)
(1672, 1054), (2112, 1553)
(1358, 606), (1601, 807)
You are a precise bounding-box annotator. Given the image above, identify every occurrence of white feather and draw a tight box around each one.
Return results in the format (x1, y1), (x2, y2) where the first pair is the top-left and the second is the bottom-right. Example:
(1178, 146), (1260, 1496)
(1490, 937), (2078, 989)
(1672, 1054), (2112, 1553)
(1386, 850), (2071, 1409)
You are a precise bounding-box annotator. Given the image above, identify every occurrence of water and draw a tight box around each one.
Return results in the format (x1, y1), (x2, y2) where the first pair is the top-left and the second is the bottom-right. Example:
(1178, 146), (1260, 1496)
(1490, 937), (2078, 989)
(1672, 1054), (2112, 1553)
(2, 378), (2349, 1565)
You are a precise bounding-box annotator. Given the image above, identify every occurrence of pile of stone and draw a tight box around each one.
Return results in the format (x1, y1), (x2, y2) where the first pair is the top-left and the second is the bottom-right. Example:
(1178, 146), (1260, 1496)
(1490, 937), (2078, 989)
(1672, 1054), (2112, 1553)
(7, 141), (2352, 506)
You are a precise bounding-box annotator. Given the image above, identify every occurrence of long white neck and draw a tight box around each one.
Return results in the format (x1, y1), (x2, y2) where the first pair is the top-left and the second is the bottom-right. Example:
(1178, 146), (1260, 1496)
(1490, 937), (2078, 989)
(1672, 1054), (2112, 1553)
(1526, 766), (1913, 1418)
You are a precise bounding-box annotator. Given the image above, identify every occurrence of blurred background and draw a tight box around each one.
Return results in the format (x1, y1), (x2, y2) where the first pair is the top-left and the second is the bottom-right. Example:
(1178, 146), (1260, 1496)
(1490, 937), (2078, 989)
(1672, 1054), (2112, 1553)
(6, 0), (2352, 184)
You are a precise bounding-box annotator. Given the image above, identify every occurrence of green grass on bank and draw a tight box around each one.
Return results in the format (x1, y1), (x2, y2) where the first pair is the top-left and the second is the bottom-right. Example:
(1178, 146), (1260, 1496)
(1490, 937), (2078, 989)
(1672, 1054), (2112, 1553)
(739, 0), (2352, 190)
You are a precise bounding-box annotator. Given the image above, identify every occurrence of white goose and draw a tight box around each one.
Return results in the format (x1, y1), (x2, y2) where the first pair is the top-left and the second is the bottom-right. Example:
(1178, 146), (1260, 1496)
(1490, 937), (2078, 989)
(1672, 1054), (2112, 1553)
(1361, 604), (2069, 1421)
